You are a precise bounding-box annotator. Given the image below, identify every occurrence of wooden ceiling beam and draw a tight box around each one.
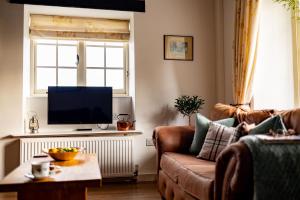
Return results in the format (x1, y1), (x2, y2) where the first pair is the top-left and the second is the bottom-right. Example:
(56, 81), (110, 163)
(9, 0), (145, 12)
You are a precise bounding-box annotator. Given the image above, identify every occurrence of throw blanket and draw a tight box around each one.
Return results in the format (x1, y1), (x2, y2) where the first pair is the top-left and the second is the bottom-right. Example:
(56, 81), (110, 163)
(241, 135), (300, 200)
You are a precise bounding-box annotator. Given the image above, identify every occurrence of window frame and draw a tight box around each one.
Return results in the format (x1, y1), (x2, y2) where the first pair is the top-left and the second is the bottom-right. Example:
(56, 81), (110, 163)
(30, 39), (129, 96)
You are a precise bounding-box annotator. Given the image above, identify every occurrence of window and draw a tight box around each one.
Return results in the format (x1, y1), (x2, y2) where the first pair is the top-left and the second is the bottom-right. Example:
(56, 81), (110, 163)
(29, 14), (130, 95)
(252, 0), (294, 110)
(32, 39), (128, 95)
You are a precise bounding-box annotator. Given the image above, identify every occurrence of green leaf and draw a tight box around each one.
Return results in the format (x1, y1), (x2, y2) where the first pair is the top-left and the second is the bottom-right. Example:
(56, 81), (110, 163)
(174, 95), (205, 117)
(273, 0), (299, 11)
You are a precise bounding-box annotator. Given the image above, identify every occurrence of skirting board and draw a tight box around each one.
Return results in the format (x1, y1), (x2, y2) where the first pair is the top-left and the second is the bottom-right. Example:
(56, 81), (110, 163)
(101, 173), (157, 183)
(137, 173), (157, 182)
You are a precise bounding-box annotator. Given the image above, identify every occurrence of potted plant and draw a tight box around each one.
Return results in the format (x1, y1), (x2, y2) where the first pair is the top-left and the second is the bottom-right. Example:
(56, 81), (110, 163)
(174, 95), (205, 126)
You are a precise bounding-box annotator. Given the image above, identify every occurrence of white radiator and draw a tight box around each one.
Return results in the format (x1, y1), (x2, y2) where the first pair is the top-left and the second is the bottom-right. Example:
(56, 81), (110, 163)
(20, 137), (134, 178)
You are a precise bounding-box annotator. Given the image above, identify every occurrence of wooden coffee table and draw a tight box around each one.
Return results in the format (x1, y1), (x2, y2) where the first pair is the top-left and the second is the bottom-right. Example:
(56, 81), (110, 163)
(0, 154), (101, 200)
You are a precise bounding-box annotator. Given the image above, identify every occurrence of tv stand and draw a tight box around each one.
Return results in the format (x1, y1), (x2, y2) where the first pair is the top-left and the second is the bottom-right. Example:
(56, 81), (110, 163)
(75, 128), (93, 131)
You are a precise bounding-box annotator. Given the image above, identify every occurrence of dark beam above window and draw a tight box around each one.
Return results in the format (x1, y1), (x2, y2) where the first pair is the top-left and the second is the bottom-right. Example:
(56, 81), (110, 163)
(9, 0), (145, 12)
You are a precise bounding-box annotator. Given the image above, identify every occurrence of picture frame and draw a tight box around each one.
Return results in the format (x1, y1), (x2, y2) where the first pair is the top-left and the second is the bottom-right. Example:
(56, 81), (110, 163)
(164, 35), (193, 61)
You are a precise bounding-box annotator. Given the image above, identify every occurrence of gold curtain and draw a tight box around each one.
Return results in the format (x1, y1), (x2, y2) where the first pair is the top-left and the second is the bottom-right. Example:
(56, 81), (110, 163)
(30, 14), (130, 41)
(292, 7), (300, 107)
(233, 0), (261, 104)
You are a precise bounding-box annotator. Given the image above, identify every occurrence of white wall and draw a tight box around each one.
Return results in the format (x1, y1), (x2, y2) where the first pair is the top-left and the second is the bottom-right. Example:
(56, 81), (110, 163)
(0, 0), (218, 178)
(253, 0), (294, 109)
(134, 0), (216, 174)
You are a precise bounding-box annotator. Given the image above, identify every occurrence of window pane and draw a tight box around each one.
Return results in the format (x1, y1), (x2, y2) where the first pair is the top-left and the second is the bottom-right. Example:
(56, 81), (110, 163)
(58, 68), (77, 86)
(86, 69), (104, 86)
(106, 69), (124, 90)
(58, 46), (77, 67)
(106, 47), (124, 68)
(36, 44), (56, 66)
(36, 68), (56, 90)
(86, 47), (104, 67)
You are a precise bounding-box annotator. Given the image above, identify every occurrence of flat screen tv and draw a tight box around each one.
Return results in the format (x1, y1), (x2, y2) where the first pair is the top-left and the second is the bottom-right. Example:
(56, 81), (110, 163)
(48, 86), (112, 124)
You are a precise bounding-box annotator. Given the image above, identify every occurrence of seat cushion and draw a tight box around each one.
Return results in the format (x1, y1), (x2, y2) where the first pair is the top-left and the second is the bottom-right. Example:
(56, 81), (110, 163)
(160, 152), (215, 199)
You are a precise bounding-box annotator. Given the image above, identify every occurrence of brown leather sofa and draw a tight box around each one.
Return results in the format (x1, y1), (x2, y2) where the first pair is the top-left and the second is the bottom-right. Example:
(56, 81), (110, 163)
(153, 104), (300, 200)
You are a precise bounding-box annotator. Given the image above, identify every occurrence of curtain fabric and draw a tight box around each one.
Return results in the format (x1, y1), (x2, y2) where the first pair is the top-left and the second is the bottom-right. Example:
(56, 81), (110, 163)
(30, 14), (130, 41)
(233, 0), (261, 105)
(292, 7), (300, 107)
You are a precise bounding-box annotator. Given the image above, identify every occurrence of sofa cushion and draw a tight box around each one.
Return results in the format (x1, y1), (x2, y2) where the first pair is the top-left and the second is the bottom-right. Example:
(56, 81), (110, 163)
(249, 115), (287, 135)
(160, 152), (215, 199)
(190, 113), (235, 155)
(198, 122), (245, 161)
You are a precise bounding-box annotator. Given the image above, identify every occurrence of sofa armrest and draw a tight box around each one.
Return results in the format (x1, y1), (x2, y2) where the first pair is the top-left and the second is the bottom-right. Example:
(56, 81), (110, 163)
(153, 126), (195, 172)
(215, 142), (253, 200)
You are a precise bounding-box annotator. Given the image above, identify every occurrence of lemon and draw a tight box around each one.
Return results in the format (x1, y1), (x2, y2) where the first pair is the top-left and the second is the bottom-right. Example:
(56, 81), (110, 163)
(49, 148), (58, 153)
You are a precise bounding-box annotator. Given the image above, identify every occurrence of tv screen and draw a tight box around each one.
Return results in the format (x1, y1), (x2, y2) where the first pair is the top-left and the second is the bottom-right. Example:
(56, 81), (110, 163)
(48, 86), (112, 124)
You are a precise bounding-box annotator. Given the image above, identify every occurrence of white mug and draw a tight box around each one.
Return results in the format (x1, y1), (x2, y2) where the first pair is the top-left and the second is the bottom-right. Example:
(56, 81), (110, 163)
(31, 161), (50, 178)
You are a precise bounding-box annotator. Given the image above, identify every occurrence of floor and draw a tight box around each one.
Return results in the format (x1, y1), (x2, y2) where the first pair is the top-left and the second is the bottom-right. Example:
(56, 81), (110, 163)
(0, 182), (161, 200)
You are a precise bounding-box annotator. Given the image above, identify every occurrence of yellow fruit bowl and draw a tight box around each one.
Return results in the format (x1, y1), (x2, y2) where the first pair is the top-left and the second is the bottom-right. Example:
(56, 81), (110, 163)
(45, 147), (83, 161)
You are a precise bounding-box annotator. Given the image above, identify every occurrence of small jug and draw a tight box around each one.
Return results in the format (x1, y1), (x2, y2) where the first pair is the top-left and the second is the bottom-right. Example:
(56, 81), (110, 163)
(117, 114), (135, 131)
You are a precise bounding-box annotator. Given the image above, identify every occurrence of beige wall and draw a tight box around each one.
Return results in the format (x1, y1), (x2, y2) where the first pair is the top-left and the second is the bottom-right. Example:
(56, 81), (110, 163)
(0, 10), (2, 60)
(0, 1), (24, 134)
(0, 0), (217, 178)
(215, 0), (235, 105)
(133, 0), (217, 174)
(223, 0), (235, 104)
(0, 1), (24, 178)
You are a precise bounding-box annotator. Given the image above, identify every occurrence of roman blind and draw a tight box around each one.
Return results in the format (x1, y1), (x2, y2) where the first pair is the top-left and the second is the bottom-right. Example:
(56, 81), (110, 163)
(29, 14), (130, 41)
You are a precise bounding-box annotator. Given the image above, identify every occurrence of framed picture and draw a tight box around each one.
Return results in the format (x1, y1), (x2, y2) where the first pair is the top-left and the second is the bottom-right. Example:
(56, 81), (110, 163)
(164, 35), (193, 61)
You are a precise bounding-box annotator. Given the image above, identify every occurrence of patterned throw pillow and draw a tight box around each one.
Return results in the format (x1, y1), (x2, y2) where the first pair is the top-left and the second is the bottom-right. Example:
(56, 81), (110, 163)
(197, 122), (244, 161)
(189, 113), (235, 155)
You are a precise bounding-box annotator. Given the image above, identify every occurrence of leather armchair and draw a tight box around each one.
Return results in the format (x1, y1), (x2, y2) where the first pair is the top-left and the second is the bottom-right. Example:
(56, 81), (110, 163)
(153, 126), (194, 172)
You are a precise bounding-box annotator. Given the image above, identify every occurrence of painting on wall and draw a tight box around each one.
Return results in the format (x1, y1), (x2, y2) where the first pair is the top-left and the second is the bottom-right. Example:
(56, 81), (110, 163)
(164, 35), (193, 61)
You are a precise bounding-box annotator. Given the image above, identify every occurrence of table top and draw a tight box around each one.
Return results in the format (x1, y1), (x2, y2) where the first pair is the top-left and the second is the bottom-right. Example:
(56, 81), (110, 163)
(0, 153), (101, 192)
